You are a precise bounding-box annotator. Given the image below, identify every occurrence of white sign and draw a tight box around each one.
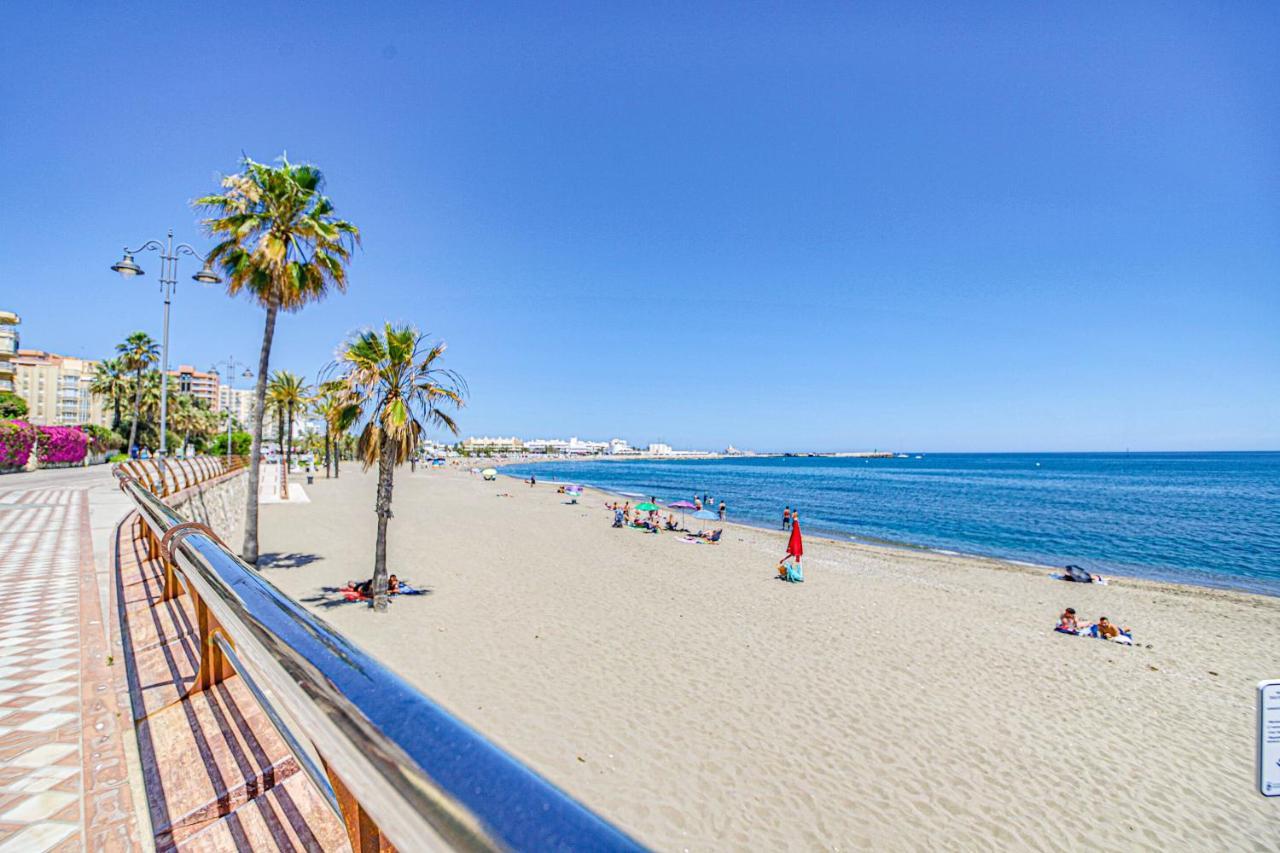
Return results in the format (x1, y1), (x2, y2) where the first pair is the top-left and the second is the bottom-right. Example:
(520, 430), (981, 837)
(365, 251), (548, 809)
(1260, 680), (1280, 797)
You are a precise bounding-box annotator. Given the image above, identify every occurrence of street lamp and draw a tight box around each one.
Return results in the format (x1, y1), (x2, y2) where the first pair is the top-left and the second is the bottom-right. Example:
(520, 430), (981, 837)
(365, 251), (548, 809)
(110, 230), (221, 466)
(209, 358), (253, 459)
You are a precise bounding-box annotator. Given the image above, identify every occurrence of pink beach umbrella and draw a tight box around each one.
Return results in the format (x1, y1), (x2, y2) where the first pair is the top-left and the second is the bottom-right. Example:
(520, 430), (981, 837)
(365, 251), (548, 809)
(668, 500), (697, 530)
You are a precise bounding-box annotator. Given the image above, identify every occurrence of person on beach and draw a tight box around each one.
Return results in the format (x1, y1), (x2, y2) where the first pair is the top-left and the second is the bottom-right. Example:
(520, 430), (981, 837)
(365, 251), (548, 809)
(1089, 616), (1134, 643)
(529, 474), (536, 487)
(694, 498), (702, 511)
(718, 500), (726, 520)
(613, 508), (625, 528)
(1056, 608), (1081, 634)
(623, 501), (631, 523)
(783, 507), (791, 530)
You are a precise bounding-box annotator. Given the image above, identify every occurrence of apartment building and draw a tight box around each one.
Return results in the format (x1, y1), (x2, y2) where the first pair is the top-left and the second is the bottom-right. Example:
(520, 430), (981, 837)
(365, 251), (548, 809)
(216, 385), (256, 427)
(168, 364), (220, 409)
(0, 311), (18, 394)
(14, 349), (108, 426)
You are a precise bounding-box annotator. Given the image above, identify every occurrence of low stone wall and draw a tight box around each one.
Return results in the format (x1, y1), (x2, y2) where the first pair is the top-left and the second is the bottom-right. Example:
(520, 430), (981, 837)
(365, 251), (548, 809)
(168, 469), (247, 551)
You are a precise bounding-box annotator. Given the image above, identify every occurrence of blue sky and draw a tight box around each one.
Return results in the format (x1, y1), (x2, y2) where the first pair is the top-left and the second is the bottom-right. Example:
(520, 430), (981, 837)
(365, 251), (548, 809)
(1, 2), (1276, 451)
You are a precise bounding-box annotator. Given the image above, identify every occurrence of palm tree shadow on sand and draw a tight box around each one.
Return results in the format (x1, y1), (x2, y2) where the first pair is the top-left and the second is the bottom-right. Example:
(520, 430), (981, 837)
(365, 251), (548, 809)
(258, 552), (325, 570)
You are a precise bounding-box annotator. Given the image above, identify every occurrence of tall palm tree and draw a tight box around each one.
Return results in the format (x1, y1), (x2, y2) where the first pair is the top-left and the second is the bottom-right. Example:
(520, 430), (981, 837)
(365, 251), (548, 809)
(197, 155), (360, 565)
(90, 357), (129, 431)
(117, 332), (159, 455)
(336, 324), (464, 611)
(266, 370), (309, 498)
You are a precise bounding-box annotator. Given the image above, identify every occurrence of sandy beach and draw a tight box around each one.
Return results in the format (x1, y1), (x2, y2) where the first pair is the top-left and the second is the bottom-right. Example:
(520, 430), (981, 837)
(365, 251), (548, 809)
(259, 465), (1279, 850)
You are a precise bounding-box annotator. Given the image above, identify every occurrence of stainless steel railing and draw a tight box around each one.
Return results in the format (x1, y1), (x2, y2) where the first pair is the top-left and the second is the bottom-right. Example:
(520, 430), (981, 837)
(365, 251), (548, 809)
(118, 454), (247, 497)
(114, 465), (644, 852)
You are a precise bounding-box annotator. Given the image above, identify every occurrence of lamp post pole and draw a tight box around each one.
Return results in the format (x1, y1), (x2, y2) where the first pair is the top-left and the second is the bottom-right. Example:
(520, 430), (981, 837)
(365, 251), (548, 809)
(111, 232), (221, 471)
(210, 357), (252, 459)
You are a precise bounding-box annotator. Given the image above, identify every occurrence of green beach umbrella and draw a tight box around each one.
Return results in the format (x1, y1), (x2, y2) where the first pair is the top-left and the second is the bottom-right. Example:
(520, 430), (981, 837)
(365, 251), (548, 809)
(635, 502), (659, 512)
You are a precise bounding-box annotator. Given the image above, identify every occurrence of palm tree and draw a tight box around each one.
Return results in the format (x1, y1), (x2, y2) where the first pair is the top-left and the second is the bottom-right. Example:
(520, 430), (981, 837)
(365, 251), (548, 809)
(169, 394), (215, 453)
(116, 332), (159, 455)
(313, 379), (352, 479)
(336, 324), (464, 611)
(266, 370), (309, 498)
(197, 155), (360, 565)
(90, 358), (129, 431)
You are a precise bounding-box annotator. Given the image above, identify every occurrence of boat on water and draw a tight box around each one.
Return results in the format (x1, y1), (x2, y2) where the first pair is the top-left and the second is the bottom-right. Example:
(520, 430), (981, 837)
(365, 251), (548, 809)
(896, 453), (910, 458)
(915, 455), (923, 459)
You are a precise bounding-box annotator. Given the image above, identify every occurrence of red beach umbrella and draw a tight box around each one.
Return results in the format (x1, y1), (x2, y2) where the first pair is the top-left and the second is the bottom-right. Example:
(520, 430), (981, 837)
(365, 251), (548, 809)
(787, 521), (804, 560)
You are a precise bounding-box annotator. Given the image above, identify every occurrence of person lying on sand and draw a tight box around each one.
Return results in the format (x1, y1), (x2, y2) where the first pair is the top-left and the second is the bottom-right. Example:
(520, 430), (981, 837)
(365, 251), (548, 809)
(1056, 608), (1081, 634)
(1088, 616), (1134, 644)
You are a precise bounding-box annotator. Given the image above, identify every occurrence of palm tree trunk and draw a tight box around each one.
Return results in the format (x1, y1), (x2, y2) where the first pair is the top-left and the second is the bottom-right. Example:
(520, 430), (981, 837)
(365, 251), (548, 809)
(112, 396), (121, 432)
(242, 304), (277, 566)
(127, 369), (143, 455)
(281, 404), (292, 500)
(371, 436), (396, 612)
(324, 426), (331, 478)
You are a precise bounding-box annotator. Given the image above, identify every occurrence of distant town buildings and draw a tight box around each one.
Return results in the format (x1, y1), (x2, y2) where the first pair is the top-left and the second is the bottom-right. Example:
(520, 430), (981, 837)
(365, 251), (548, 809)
(13, 349), (108, 426)
(461, 436), (524, 454)
(0, 311), (18, 394)
(168, 365), (220, 409)
(456, 434), (721, 457)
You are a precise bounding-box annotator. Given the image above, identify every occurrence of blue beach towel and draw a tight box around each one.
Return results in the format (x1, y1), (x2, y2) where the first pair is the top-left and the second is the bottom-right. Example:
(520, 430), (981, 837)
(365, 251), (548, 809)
(784, 561), (804, 583)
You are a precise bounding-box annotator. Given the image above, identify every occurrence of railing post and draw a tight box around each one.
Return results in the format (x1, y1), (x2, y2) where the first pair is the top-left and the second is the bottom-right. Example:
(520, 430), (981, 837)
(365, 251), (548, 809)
(322, 758), (395, 853)
(192, 597), (235, 693)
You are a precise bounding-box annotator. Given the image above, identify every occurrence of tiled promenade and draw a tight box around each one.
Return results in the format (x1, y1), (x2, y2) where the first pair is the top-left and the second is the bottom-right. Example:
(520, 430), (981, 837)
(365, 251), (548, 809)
(0, 474), (140, 851)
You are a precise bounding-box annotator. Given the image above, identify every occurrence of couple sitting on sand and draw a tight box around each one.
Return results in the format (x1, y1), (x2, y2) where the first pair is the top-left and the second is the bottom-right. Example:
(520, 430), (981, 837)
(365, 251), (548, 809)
(1056, 608), (1134, 644)
(683, 528), (722, 543)
(350, 575), (400, 596)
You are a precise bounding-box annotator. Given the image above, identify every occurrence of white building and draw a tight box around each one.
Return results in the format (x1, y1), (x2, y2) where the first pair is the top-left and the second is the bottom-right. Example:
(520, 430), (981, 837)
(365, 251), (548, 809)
(566, 436), (608, 455)
(524, 438), (568, 455)
(647, 442), (673, 456)
(217, 386), (256, 428)
(607, 438), (635, 455)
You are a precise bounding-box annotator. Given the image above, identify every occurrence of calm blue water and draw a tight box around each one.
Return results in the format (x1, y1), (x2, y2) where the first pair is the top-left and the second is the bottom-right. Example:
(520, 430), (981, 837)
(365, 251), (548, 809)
(502, 453), (1280, 596)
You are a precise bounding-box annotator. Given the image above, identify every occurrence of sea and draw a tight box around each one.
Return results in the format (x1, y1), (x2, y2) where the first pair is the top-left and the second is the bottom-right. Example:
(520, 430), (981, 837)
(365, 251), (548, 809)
(500, 452), (1280, 596)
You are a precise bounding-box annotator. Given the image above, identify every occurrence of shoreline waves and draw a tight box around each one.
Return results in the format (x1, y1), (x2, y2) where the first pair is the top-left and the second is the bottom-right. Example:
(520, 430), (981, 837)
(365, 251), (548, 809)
(497, 451), (1280, 597)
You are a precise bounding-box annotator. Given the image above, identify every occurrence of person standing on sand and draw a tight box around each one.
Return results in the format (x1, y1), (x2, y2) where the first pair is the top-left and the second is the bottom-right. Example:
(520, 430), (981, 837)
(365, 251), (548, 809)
(529, 473), (536, 487)
(718, 500), (726, 520)
(783, 506), (791, 529)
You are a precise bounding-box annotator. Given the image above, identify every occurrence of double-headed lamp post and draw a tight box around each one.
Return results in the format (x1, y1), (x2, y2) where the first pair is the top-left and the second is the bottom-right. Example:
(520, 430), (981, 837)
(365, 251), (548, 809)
(110, 230), (221, 464)
(209, 357), (253, 459)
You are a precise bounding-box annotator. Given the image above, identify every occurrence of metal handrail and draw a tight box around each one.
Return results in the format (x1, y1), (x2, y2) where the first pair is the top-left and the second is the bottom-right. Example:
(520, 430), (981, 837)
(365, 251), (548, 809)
(114, 466), (644, 851)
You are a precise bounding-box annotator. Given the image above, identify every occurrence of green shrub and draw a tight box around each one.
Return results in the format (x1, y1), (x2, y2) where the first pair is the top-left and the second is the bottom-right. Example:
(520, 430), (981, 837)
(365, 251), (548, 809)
(0, 392), (27, 419)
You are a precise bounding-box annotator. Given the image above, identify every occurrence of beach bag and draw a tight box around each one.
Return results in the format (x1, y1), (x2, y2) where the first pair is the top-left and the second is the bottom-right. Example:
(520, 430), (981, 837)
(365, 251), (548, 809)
(785, 561), (804, 583)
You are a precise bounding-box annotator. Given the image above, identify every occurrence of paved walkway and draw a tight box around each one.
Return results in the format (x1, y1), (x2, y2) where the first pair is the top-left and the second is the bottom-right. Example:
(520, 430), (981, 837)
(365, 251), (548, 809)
(0, 468), (141, 851)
